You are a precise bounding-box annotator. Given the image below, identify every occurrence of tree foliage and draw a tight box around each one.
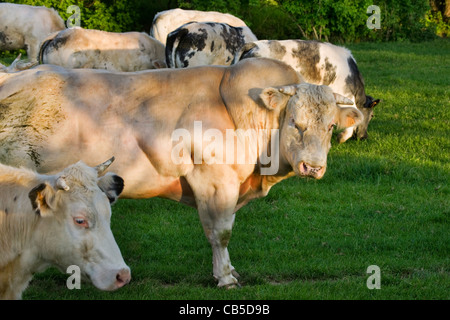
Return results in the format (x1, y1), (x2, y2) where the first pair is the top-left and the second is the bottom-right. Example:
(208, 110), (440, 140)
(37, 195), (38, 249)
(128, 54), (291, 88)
(2, 0), (447, 42)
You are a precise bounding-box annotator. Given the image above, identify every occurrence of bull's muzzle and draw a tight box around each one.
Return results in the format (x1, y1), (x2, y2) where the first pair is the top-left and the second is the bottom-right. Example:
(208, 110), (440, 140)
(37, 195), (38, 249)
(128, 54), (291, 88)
(298, 162), (326, 179)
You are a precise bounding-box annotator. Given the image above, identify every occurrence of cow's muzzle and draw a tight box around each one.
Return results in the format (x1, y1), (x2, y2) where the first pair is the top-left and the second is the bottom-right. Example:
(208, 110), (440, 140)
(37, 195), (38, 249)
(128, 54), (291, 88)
(298, 162), (326, 179)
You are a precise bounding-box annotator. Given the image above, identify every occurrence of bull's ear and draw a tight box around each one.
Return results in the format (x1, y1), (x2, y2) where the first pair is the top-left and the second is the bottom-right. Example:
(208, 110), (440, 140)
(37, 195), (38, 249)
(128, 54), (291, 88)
(28, 183), (57, 217)
(260, 87), (292, 110)
(336, 107), (364, 129)
(98, 172), (124, 205)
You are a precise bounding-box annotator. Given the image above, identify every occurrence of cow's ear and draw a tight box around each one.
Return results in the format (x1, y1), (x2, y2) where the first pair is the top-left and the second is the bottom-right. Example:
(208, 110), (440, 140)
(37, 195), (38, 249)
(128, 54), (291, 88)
(260, 87), (292, 110)
(28, 183), (57, 217)
(370, 99), (380, 108)
(336, 106), (364, 128)
(98, 172), (124, 205)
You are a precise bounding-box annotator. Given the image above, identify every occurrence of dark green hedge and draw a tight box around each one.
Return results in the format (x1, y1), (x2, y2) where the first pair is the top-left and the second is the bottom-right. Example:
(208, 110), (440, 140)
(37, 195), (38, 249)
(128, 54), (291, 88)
(3, 0), (446, 42)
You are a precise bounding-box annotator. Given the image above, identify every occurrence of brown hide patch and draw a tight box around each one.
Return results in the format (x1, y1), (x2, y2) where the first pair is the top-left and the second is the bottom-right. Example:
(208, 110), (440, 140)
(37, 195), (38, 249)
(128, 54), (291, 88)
(219, 230), (232, 248)
(346, 117), (356, 127)
(291, 41), (321, 83)
(267, 40), (287, 60)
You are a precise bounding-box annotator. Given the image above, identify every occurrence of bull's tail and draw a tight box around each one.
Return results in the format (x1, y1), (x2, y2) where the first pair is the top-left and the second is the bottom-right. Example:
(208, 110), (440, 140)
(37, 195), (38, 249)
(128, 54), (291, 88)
(231, 42), (257, 65)
(165, 28), (189, 68)
(38, 31), (59, 64)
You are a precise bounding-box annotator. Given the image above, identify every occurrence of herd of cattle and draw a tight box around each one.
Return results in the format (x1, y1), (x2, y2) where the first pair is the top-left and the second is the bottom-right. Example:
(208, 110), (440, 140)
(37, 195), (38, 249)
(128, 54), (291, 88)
(0, 3), (380, 299)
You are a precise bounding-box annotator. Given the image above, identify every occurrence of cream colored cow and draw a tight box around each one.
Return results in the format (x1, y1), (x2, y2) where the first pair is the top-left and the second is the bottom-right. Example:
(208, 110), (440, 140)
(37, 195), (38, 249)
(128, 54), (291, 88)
(0, 3), (65, 61)
(0, 158), (130, 299)
(39, 27), (166, 71)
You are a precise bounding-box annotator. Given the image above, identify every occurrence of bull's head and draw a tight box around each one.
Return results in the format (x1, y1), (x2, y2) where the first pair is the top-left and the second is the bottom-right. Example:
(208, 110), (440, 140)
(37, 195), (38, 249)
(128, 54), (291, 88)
(260, 83), (363, 179)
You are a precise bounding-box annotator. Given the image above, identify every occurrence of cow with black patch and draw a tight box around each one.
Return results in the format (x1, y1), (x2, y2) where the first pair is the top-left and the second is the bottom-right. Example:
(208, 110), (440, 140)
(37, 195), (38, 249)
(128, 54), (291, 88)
(234, 40), (380, 142)
(166, 22), (257, 68)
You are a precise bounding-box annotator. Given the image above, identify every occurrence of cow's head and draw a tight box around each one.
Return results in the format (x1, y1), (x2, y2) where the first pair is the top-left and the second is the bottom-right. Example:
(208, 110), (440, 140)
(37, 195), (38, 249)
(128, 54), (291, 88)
(28, 157), (130, 291)
(354, 95), (380, 140)
(260, 84), (363, 179)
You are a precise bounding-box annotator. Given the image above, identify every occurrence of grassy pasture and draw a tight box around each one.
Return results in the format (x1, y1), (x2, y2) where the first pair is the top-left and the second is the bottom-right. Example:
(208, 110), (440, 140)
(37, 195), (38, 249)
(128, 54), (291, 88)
(1, 39), (449, 300)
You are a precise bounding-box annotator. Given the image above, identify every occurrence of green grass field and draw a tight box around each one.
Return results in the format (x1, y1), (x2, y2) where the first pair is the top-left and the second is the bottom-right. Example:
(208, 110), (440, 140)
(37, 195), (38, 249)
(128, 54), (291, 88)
(2, 39), (449, 300)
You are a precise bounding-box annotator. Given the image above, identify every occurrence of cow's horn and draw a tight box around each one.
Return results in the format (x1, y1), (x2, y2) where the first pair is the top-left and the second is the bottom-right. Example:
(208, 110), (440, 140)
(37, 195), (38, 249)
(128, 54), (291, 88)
(10, 53), (22, 69)
(95, 156), (115, 175)
(278, 85), (297, 96)
(56, 176), (70, 191)
(333, 93), (354, 105)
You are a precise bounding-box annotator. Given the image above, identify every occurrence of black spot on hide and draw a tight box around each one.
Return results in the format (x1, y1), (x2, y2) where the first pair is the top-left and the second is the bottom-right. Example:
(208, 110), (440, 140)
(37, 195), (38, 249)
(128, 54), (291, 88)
(344, 56), (366, 108)
(166, 24), (208, 68)
(0, 31), (7, 45)
(220, 24), (246, 55)
(323, 57), (337, 85)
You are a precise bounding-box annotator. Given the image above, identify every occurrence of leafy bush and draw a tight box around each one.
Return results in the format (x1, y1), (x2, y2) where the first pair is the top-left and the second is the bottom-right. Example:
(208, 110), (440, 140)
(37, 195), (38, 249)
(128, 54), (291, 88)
(176, 0), (440, 42)
(2, 0), (447, 41)
(5, 0), (138, 32)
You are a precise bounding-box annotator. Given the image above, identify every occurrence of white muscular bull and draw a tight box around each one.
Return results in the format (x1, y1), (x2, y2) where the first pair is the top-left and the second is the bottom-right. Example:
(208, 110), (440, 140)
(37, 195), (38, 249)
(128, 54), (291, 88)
(0, 58), (362, 287)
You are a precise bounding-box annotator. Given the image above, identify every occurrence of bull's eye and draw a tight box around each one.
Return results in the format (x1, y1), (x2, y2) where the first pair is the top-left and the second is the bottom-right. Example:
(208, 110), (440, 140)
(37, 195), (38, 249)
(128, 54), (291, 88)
(294, 123), (306, 134)
(73, 217), (89, 228)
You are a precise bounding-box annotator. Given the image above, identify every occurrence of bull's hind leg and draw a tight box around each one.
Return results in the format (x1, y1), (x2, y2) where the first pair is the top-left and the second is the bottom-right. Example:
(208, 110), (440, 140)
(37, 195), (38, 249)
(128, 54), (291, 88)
(186, 168), (240, 287)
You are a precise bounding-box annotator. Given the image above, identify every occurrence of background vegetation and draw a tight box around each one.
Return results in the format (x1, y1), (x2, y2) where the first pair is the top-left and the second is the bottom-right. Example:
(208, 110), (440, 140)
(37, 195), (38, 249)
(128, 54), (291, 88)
(2, 0), (449, 42)
(0, 0), (448, 302)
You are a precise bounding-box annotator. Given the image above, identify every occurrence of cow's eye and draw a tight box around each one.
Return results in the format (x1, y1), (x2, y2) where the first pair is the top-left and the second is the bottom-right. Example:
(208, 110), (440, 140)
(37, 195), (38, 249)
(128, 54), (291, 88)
(329, 123), (337, 131)
(73, 217), (89, 228)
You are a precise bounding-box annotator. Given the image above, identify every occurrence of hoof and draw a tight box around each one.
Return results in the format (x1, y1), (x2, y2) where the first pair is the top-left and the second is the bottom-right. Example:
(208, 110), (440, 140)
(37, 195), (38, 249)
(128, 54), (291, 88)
(223, 282), (242, 289)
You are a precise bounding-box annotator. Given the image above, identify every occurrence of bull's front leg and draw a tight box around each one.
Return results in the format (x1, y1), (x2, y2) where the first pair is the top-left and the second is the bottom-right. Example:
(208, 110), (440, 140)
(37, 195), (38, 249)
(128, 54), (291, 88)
(186, 168), (240, 287)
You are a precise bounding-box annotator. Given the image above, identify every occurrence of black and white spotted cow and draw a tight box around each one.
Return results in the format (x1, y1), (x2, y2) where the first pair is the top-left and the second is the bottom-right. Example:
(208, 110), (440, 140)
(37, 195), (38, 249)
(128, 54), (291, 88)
(166, 22), (257, 68)
(150, 8), (249, 46)
(234, 40), (380, 142)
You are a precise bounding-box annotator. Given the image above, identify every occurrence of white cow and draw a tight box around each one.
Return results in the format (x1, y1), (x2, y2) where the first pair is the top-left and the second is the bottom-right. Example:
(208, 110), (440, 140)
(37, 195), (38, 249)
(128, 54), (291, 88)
(39, 27), (167, 71)
(0, 157), (130, 299)
(150, 8), (249, 45)
(234, 40), (380, 142)
(0, 3), (65, 62)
